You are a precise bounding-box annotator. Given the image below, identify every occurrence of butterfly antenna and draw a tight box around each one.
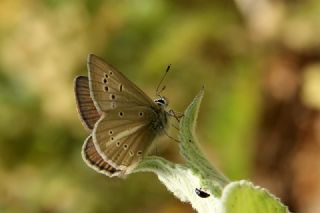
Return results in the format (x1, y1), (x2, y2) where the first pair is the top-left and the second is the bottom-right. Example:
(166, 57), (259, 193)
(156, 64), (171, 96)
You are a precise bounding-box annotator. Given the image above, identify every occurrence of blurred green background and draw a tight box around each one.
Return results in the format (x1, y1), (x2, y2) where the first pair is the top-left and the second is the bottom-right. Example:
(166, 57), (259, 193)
(1, 0), (320, 212)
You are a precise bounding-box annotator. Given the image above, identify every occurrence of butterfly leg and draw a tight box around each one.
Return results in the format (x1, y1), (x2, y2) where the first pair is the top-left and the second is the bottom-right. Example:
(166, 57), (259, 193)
(171, 123), (180, 131)
(168, 109), (184, 122)
(163, 130), (180, 143)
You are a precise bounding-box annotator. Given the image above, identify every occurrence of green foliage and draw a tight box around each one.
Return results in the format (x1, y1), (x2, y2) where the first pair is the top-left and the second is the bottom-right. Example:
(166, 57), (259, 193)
(1, 0), (319, 212)
(179, 88), (229, 196)
(134, 89), (289, 213)
(223, 181), (289, 213)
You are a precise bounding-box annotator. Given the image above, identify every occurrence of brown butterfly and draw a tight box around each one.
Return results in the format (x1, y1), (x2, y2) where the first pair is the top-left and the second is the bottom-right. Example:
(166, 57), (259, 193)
(74, 54), (170, 177)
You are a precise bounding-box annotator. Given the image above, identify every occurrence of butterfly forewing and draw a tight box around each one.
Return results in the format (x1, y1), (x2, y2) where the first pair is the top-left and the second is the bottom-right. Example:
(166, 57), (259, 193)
(87, 54), (156, 112)
(82, 135), (123, 177)
(74, 76), (101, 130)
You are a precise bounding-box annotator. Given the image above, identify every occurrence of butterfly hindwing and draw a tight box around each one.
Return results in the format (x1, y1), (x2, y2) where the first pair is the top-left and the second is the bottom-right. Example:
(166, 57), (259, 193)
(82, 135), (123, 177)
(74, 76), (101, 130)
(104, 125), (156, 171)
(92, 107), (158, 170)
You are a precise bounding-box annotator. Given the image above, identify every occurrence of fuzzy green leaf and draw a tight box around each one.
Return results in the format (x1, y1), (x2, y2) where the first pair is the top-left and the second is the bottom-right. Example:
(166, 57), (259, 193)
(222, 180), (290, 213)
(133, 89), (290, 213)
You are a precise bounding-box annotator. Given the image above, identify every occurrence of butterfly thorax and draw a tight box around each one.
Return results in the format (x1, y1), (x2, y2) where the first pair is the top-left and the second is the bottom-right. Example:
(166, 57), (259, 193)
(150, 97), (168, 134)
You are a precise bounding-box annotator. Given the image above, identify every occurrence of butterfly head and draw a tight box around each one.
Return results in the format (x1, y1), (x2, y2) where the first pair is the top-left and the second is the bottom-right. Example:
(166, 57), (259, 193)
(154, 96), (168, 108)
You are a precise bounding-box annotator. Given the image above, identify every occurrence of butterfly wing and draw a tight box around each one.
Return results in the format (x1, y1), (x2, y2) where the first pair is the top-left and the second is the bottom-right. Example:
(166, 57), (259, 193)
(82, 135), (123, 177)
(74, 76), (101, 130)
(76, 55), (165, 176)
(87, 54), (156, 112)
(87, 54), (164, 171)
(92, 106), (158, 170)
(75, 76), (121, 176)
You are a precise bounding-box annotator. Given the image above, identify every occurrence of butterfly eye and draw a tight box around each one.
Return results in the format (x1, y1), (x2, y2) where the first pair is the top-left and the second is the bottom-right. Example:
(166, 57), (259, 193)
(105, 74), (109, 78)
(103, 78), (108, 83)
(110, 137), (114, 141)
(116, 142), (120, 147)
(139, 112), (144, 117)
(109, 71), (113, 75)
(105, 86), (109, 91)
(109, 130), (113, 135)
(123, 144), (128, 149)
(154, 97), (167, 107)
(137, 151), (142, 156)
(119, 84), (123, 92)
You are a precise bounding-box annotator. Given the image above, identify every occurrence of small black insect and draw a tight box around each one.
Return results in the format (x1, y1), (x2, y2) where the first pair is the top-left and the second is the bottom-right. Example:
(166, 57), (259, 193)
(195, 188), (210, 198)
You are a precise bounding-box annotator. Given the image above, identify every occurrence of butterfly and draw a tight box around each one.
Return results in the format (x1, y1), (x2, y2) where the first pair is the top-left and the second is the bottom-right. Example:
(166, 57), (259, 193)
(74, 54), (170, 177)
